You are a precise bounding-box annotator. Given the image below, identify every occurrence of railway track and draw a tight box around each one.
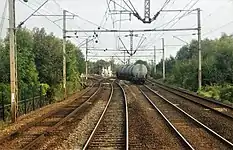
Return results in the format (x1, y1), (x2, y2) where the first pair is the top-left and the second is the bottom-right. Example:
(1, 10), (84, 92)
(147, 80), (233, 118)
(83, 81), (128, 149)
(146, 80), (233, 143)
(139, 85), (233, 149)
(0, 80), (106, 150)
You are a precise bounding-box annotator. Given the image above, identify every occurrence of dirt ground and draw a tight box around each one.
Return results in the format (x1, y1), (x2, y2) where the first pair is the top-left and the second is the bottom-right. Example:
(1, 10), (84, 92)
(0, 87), (90, 140)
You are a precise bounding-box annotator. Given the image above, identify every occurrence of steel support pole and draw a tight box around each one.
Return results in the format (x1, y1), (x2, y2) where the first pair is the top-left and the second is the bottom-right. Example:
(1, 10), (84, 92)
(85, 39), (88, 80)
(144, 0), (150, 23)
(130, 31), (133, 55)
(197, 8), (202, 89)
(14, 0), (19, 118)
(9, 0), (17, 123)
(124, 50), (126, 64)
(162, 38), (165, 80)
(63, 10), (67, 98)
(154, 46), (156, 74)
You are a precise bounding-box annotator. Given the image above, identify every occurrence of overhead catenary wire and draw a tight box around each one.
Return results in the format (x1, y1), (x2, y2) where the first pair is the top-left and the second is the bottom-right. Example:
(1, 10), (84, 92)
(141, 0), (195, 49)
(168, 0), (200, 29)
(18, 0), (62, 29)
(110, 0), (131, 13)
(160, 0), (172, 11)
(66, 10), (108, 30)
(143, 0), (200, 49)
(142, 0), (176, 50)
(51, 0), (63, 11)
(127, 0), (140, 16)
(0, 0), (7, 38)
(33, 0), (59, 15)
(18, 0), (49, 28)
(100, 0), (111, 27)
(203, 20), (233, 36)
(191, 0), (233, 28)
(122, 0), (135, 13)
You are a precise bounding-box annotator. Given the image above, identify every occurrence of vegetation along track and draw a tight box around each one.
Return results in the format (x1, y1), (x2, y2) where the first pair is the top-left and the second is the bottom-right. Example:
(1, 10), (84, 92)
(0, 80), (103, 150)
(146, 80), (233, 143)
(83, 81), (128, 149)
(139, 85), (233, 149)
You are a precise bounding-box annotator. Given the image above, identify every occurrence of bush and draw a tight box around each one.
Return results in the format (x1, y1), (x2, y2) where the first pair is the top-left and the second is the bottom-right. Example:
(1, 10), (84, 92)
(198, 85), (221, 100)
(0, 83), (10, 104)
(220, 85), (233, 103)
(40, 83), (49, 96)
(198, 84), (233, 103)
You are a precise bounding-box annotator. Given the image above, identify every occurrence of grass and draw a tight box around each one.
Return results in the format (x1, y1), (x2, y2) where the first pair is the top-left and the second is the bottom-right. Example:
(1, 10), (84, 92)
(0, 121), (9, 131)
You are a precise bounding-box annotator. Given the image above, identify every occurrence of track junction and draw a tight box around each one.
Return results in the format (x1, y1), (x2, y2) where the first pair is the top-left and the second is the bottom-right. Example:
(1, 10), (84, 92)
(0, 77), (233, 150)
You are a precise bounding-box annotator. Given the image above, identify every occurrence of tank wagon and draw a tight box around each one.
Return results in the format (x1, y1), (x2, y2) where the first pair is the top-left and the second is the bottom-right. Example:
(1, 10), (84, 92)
(116, 64), (148, 84)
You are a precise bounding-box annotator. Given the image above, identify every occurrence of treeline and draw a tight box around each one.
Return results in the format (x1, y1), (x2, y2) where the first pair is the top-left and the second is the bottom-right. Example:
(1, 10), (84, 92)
(154, 34), (233, 103)
(88, 59), (116, 74)
(0, 27), (85, 103)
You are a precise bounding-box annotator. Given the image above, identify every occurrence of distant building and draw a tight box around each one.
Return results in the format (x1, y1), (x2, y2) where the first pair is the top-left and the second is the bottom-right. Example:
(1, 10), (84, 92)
(101, 66), (112, 77)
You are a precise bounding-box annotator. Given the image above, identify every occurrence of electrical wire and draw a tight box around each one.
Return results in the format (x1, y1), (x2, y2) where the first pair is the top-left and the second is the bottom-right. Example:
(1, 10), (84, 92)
(33, 0), (58, 15)
(168, 0), (200, 29)
(160, 0), (172, 11)
(110, 0), (131, 12)
(51, 0), (63, 11)
(100, 0), (111, 27)
(122, 0), (135, 13)
(66, 10), (108, 30)
(128, 0), (140, 15)
(156, 0), (194, 29)
(191, 0), (233, 28)
(140, 0), (193, 49)
(143, 0), (199, 49)
(142, 0), (176, 51)
(18, 0), (49, 27)
(18, 0), (62, 29)
(203, 20), (233, 36)
(107, 0), (116, 28)
(0, 0), (7, 38)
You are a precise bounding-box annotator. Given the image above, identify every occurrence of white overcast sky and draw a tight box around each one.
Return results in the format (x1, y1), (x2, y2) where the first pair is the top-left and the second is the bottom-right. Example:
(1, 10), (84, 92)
(1, 0), (233, 64)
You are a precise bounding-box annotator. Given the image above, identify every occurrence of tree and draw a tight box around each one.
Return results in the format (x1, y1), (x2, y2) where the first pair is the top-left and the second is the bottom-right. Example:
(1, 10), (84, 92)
(0, 40), (9, 83)
(155, 33), (233, 93)
(33, 28), (62, 86)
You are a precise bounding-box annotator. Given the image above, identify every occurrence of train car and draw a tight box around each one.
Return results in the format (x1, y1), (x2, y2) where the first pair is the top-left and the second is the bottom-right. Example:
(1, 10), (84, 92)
(116, 64), (148, 84)
(131, 64), (148, 84)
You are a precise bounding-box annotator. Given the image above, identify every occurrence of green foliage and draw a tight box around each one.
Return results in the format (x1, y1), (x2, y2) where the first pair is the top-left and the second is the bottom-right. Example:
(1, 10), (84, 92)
(154, 33), (233, 103)
(198, 85), (221, 100)
(33, 28), (62, 86)
(16, 28), (39, 87)
(0, 40), (9, 83)
(40, 83), (50, 96)
(0, 83), (10, 103)
(198, 84), (233, 103)
(0, 27), (85, 105)
(220, 85), (233, 103)
(89, 60), (110, 74)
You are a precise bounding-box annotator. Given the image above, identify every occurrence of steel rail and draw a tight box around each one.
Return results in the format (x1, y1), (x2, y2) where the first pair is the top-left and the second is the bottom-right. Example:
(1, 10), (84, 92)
(83, 81), (129, 150)
(139, 88), (195, 150)
(0, 80), (98, 144)
(148, 79), (233, 109)
(146, 80), (233, 119)
(117, 82), (129, 150)
(82, 81), (114, 150)
(144, 85), (233, 147)
(22, 81), (103, 150)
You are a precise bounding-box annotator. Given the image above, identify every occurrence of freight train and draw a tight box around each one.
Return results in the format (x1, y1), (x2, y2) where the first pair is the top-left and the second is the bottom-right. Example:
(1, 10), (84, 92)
(116, 64), (148, 84)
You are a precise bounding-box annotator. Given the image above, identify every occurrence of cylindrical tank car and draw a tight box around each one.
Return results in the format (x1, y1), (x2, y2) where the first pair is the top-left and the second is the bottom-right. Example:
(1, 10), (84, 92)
(116, 64), (148, 84)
